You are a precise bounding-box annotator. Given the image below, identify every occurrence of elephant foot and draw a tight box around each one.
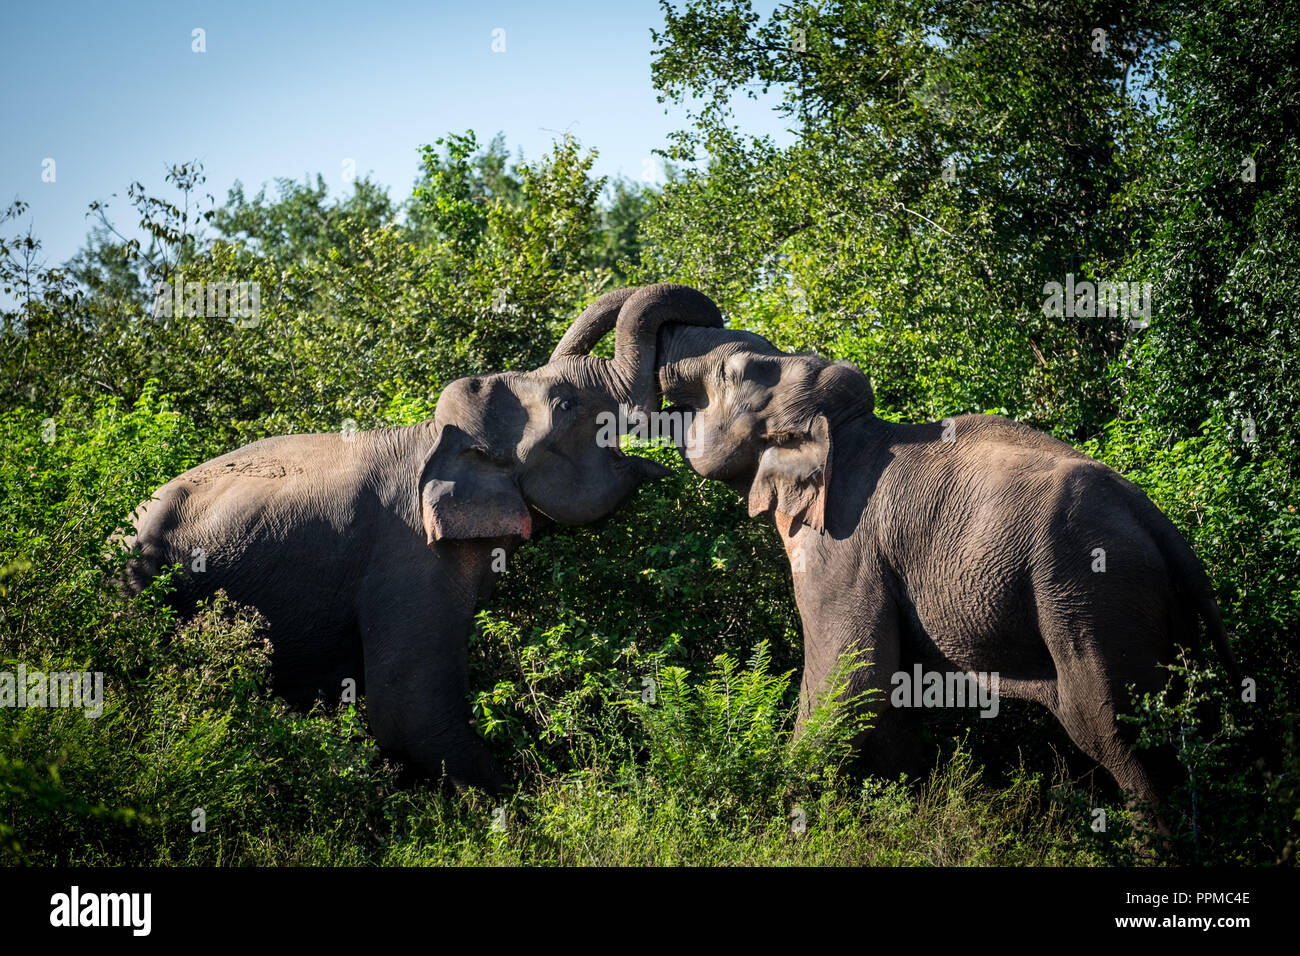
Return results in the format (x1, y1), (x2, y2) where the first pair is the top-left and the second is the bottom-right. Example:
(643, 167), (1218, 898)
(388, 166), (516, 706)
(435, 739), (509, 797)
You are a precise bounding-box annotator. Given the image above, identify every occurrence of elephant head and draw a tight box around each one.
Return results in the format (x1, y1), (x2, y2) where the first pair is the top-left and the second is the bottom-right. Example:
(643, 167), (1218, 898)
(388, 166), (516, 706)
(420, 284), (724, 541)
(655, 324), (876, 534)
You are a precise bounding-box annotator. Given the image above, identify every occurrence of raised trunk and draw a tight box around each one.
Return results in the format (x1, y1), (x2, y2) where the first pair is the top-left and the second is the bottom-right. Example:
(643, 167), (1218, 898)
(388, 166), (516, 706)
(550, 287), (638, 360)
(551, 283), (725, 413)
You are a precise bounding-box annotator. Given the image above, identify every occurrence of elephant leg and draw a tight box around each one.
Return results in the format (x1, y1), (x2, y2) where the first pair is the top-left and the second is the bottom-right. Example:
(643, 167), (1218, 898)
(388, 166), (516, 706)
(362, 649), (505, 794)
(1043, 637), (1177, 831)
(356, 587), (505, 794)
(794, 578), (918, 779)
(854, 683), (924, 782)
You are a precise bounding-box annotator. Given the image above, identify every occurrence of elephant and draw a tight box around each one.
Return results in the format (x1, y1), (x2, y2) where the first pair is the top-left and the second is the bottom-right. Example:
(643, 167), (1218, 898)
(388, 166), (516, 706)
(121, 283), (723, 793)
(558, 291), (1237, 815)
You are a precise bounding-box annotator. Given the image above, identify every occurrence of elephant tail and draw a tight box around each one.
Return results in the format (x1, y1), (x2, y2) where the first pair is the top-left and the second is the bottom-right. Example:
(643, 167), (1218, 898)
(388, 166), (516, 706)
(1172, 544), (1242, 688)
(1129, 486), (1242, 688)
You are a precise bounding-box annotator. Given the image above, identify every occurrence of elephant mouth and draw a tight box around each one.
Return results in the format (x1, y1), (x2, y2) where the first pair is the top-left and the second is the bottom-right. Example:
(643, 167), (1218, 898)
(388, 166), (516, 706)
(518, 445), (642, 525)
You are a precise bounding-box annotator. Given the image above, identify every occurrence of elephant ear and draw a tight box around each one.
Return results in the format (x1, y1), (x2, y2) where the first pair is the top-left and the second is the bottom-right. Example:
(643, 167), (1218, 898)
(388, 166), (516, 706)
(747, 414), (832, 533)
(418, 425), (532, 544)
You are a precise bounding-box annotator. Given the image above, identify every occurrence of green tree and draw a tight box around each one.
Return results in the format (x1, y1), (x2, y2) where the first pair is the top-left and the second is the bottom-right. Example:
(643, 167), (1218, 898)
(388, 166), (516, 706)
(641, 0), (1170, 438)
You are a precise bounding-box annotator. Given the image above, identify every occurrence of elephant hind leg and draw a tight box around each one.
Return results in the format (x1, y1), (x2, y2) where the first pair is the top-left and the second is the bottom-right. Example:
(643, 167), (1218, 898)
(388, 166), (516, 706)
(1048, 663), (1179, 833)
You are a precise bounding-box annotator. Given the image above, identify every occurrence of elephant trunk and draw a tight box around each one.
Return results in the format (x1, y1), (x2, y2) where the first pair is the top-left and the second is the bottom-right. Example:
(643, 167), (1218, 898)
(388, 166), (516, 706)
(549, 287), (639, 360)
(551, 283), (725, 414)
(656, 324), (877, 425)
(656, 324), (779, 397)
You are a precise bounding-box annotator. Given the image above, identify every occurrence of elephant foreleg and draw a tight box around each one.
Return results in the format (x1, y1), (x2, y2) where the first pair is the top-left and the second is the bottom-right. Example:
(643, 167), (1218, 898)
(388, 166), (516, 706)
(356, 586), (505, 794)
(794, 574), (919, 779)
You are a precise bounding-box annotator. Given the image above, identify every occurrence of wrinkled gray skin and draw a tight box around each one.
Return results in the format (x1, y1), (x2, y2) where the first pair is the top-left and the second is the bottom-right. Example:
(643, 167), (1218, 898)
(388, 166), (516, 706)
(122, 284), (723, 793)
(564, 308), (1236, 815)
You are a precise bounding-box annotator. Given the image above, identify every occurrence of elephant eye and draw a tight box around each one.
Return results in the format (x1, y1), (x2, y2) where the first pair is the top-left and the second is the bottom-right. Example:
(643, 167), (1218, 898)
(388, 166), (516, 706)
(557, 399), (573, 412)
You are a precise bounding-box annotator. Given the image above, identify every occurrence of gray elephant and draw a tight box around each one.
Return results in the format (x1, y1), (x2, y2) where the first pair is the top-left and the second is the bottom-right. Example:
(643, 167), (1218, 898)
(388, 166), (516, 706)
(122, 284), (722, 793)
(558, 293), (1236, 813)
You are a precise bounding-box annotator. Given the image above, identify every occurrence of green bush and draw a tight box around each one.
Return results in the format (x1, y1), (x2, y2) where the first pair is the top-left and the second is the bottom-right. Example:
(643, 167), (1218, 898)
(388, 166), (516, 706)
(632, 642), (872, 820)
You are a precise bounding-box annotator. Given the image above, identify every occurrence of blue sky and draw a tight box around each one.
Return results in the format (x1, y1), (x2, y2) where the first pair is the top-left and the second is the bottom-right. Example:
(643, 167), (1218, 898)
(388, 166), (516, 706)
(0, 0), (791, 270)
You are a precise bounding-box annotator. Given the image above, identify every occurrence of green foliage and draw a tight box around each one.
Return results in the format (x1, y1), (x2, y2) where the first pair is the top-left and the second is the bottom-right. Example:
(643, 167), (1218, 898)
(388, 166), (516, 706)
(410, 132), (497, 250)
(0, 389), (202, 652)
(378, 744), (1109, 866)
(215, 173), (395, 266)
(1121, 652), (1253, 860)
(640, 0), (1170, 438)
(1112, 0), (1300, 470)
(633, 642), (872, 816)
(594, 178), (659, 278)
(460, 440), (800, 781)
